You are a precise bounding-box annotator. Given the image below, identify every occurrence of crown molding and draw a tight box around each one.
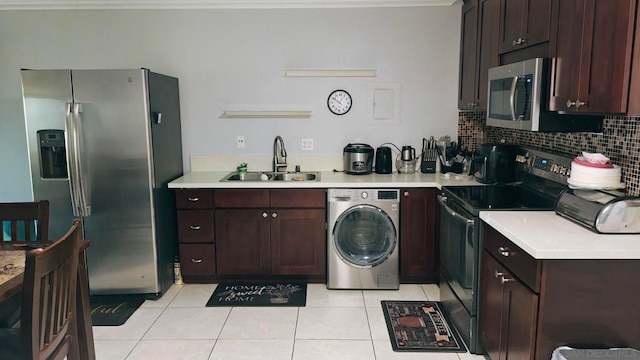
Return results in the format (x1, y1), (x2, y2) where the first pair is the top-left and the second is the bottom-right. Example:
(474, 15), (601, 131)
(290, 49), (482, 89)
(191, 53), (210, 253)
(0, 0), (458, 10)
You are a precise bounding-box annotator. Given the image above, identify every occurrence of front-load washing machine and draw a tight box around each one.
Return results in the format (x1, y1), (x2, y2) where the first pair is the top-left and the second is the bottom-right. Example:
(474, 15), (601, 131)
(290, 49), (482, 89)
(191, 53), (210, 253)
(327, 188), (400, 289)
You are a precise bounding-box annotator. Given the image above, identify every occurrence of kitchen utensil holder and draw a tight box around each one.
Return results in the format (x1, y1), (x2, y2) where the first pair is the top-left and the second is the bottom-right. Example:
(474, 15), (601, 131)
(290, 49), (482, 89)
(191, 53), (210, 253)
(440, 160), (464, 174)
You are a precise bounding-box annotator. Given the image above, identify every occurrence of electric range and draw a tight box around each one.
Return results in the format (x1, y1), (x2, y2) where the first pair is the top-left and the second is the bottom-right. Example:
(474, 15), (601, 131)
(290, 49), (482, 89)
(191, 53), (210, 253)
(437, 147), (573, 354)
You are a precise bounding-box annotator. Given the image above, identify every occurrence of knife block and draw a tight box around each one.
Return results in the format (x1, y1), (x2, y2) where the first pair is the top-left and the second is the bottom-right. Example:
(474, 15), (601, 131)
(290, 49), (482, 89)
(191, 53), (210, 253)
(420, 149), (437, 173)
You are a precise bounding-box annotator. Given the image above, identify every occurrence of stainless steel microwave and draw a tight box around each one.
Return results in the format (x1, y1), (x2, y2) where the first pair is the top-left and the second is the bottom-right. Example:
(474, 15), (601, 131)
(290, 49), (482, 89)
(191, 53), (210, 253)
(486, 58), (603, 132)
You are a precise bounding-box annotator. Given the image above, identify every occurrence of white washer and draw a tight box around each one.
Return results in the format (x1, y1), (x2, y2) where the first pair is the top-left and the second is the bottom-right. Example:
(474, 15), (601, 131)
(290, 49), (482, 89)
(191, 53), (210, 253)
(327, 189), (400, 289)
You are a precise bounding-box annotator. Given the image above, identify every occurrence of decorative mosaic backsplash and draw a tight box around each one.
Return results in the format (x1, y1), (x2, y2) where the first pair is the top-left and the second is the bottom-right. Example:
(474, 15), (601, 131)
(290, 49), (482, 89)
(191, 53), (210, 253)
(458, 112), (640, 196)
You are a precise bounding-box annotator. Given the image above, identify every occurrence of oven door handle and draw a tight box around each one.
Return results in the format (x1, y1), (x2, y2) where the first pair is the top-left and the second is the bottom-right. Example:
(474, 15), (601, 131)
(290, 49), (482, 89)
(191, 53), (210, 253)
(437, 195), (474, 226)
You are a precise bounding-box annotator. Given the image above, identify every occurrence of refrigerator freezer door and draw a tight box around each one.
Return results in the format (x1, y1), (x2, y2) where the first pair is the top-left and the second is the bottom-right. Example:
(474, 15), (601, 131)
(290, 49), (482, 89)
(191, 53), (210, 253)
(21, 70), (77, 241)
(71, 69), (159, 295)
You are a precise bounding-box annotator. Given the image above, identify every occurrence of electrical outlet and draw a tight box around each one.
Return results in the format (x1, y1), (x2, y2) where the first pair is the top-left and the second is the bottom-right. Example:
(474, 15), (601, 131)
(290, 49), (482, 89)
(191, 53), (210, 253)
(301, 138), (314, 151)
(237, 136), (245, 149)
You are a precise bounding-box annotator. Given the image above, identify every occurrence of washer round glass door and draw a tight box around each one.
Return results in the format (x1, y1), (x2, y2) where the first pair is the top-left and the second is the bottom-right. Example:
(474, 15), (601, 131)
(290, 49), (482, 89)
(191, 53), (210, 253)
(332, 204), (397, 267)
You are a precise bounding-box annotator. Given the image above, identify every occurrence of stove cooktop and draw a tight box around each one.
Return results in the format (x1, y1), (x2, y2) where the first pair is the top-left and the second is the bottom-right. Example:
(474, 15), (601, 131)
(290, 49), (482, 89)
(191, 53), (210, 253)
(442, 147), (576, 216)
(443, 184), (557, 216)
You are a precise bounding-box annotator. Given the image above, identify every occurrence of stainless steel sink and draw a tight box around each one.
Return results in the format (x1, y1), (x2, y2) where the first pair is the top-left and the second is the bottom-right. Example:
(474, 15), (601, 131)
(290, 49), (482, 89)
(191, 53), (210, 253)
(221, 172), (273, 181)
(273, 172), (318, 181)
(220, 171), (320, 182)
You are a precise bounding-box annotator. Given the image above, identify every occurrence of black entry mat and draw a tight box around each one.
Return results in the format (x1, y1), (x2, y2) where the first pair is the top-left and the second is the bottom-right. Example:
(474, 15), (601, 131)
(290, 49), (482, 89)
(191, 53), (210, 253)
(90, 295), (146, 326)
(381, 300), (467, 352)
(206, 282), (307, 307)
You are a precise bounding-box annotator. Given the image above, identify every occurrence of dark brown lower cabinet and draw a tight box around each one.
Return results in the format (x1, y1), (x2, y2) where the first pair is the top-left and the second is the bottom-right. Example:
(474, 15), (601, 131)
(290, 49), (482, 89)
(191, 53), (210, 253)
(400, 188), (437, 283)
(479, 250), (537, 360)
(179, 244), (216, 277)
(214, 189), (326, 278)
(271, 209), (326, 275)
(480, 223), (640, 360)
(215, 209), (271, 275)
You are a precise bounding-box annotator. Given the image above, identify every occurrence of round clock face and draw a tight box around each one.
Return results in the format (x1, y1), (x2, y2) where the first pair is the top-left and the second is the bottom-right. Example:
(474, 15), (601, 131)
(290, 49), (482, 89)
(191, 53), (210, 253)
(327, 90), (352, 115)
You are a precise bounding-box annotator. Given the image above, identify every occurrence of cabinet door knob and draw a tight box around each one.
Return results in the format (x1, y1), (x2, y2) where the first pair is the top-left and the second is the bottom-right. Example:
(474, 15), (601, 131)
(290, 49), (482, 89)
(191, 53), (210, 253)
(512, 38), (527, 46)
(500, 276), (514, 284)
(189, 225), (201, 230)
(495, 270), (507, 278)
(575, 100), (587, 109)
(187, 197), (199, 202)
(403, 191), (409, 197)
(566, 100), (576, 108)
(262, 212), (268, 218)
(191, 258), (203, 263)
(498, 247), (510, 257)
(272, 212), (278, 218)
(467, 102), (477, 107)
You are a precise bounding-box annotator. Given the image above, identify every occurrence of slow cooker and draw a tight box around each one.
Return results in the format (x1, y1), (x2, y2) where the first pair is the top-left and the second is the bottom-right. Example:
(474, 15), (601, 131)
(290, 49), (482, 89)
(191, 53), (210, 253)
(343, 143), (374, 175)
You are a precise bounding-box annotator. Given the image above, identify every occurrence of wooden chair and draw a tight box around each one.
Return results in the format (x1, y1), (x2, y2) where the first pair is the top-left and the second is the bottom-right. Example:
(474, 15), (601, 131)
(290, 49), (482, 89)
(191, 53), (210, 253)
(0, 219), (81, 360)
(0, 200), (49, 244)
(0, 200), (50, 328)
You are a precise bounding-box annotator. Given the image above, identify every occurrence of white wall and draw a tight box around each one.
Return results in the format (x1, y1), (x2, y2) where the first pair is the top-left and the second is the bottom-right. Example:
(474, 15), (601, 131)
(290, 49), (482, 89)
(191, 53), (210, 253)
(0, 6), (461, 201)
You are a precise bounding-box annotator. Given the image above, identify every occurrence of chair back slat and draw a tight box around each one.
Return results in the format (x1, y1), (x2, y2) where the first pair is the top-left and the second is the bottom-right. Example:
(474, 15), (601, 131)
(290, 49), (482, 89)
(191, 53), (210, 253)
(1, 200), (49, 243)
(21, 219), (81, 360)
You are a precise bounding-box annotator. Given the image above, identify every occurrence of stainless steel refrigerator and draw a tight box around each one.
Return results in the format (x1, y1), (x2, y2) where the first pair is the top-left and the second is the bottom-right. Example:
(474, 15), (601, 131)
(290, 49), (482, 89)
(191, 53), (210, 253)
(21, 69), (183, 298)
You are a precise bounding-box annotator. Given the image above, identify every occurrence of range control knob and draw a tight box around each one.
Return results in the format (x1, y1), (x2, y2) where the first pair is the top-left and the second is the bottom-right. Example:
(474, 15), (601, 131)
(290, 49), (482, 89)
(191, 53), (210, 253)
(361, 191), (369, 199)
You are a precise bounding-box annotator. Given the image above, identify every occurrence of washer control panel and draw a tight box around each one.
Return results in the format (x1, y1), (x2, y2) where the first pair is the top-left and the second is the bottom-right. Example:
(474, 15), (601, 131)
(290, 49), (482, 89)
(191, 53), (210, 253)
(328, 189), (400, 203)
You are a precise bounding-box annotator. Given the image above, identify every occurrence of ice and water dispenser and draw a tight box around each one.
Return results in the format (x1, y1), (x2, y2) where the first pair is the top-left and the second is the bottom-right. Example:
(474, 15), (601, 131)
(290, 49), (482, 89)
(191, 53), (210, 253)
(37, 130), (67, 179)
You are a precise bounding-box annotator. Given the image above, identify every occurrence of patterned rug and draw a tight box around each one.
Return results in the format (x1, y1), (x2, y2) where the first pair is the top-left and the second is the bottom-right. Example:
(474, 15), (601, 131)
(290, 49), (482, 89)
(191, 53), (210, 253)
(206, 282), (307, 307)
(381, 300), (466, 352)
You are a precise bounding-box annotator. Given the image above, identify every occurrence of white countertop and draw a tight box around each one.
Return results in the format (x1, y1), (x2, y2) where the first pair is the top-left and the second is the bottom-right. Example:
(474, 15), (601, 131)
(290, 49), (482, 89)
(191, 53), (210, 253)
(168, 171), (480, 189)
(480, 211), (640, 260)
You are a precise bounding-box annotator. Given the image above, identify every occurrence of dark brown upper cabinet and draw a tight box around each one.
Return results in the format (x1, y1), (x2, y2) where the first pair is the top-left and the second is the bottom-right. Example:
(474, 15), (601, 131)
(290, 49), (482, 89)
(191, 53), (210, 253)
(549, 0), (637, 114)
(458, 0), (501, 110)
(499, 0), (552, 54)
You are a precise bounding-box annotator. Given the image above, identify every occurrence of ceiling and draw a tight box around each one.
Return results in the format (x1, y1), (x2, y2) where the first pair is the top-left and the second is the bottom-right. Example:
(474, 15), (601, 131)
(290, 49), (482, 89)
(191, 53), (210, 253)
(0, 0), (458, 10)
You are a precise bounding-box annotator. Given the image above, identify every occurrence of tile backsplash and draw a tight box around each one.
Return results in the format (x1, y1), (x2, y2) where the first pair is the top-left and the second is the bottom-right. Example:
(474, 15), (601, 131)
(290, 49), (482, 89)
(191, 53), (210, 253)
(458, 112), (640, 196)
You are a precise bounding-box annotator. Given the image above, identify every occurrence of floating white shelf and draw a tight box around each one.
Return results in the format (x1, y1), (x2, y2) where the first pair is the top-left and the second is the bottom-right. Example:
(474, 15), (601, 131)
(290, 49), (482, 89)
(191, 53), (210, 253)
(284, 69), (377, 77)
(220, 110), (312, 118)
(0, 1), (458, 10)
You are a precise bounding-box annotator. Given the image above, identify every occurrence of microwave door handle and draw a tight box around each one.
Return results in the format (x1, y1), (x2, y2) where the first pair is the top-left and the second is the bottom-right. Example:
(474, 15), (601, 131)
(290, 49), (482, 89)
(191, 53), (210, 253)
(509, 76), (518, 121)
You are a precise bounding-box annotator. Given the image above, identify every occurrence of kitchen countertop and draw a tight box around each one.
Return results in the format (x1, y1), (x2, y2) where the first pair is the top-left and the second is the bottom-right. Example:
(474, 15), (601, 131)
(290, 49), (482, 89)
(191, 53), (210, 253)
(480, 211), (640, 260)
(168, 171), (480, 189)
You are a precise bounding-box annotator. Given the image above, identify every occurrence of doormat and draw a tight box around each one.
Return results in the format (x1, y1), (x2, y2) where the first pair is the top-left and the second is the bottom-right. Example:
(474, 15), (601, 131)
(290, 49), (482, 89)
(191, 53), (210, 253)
(206, 282), (307, 307)
(89, 295), (146, 326)
(381, 300), (466, 352)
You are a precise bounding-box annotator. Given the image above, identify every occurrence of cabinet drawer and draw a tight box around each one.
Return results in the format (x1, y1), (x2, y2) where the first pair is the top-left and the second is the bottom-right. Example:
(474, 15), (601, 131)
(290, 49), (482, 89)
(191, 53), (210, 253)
(177, 210), (214, 243)
(270, 189), (326, 208)
(175, 189), (214, 209)
(483, 225), (541, 292)
(179, 244), (216, 277)
(214, 189), (269, 208)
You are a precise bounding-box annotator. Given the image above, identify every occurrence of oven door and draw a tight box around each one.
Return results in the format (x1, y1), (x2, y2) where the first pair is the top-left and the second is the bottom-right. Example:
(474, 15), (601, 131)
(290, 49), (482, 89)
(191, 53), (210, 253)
(437, 194), (477, 314)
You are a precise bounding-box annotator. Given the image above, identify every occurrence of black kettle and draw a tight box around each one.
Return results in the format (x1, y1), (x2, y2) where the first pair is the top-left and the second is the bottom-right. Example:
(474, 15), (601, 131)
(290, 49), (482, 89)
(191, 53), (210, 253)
(375, 146), (393, 174)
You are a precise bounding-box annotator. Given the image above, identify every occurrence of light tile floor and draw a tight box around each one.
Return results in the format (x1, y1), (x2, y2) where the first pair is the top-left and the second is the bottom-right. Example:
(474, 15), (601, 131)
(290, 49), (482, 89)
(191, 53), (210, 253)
(93, 283), (488, 360)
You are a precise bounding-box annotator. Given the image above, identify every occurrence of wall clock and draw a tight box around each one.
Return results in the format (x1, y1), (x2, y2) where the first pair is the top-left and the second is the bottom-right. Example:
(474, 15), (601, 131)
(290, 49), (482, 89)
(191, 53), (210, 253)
(327, 89), (352, 115)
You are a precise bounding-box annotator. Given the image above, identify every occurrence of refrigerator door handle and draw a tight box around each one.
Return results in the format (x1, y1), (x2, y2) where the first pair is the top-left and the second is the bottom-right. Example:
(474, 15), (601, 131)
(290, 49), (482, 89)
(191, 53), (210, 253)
(65, 102), (82, 217)
(72, 103), (91, 216)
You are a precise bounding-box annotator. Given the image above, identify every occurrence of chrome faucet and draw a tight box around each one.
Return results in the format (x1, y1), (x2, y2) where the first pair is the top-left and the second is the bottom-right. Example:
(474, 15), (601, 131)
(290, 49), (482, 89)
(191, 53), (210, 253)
(273, 135), (287, 172)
